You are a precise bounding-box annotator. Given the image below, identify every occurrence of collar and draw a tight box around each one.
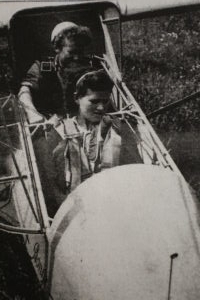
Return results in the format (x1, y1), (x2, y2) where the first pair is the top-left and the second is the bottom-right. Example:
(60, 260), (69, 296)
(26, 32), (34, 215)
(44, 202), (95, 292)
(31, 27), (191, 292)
(54, 55), (60, 71)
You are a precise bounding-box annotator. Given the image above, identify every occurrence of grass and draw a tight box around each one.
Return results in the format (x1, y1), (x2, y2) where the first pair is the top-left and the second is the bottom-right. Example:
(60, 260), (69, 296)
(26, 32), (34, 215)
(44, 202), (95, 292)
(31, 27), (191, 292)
(122, 11), (200, 130)
(122, 11), (200, 198)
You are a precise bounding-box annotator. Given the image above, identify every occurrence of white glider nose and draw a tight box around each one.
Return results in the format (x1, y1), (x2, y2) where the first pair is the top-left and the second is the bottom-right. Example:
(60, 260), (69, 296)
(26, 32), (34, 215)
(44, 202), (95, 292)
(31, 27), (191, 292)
(49, 164), (200, 300)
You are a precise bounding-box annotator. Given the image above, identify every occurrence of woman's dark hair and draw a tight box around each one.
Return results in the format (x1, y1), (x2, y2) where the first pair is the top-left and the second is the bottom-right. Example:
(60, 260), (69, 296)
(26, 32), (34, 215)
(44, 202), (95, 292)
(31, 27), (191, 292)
(75, 69), (113, 98)
(54, 26), (92, 51)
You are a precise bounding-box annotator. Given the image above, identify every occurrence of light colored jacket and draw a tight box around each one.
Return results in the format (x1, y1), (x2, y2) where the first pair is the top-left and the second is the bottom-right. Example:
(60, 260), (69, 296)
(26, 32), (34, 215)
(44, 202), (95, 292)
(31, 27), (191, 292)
(50, 117), (121, 193)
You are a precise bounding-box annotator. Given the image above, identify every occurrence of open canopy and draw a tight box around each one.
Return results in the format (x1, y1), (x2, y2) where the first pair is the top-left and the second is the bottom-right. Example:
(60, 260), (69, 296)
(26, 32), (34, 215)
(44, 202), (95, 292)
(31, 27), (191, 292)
(1, 0), (200, 88)
(1, 0), (200, 25)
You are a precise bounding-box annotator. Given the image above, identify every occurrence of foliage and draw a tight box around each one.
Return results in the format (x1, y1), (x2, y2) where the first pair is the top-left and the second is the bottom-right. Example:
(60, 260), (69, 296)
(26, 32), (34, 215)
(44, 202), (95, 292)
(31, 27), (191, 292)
(0, 27), (12, 97)
(122, 11), (200, 132)
(122, 11), (200, 197)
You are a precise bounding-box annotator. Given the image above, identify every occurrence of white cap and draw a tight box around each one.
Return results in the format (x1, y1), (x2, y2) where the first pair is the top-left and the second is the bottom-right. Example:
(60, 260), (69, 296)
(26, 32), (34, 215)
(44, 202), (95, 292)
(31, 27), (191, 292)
(51, 21), (78, 44)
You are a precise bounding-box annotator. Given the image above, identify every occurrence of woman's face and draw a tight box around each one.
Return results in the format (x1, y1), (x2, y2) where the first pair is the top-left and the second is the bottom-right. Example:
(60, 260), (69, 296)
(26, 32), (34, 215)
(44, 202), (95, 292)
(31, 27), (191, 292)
(58, 37), (82, 66)
(76, 89), (111, 123)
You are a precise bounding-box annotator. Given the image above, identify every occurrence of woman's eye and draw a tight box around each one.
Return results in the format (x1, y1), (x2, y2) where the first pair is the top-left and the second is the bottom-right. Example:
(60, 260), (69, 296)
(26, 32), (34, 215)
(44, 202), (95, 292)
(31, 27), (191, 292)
(90, 100), (99, 104)
(90, 99), (109, 105)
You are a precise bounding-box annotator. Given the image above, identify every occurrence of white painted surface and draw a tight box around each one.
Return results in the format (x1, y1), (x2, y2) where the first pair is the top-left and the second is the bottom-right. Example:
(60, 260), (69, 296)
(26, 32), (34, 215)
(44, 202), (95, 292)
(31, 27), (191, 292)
(0, 0), (200, 25)
(49, 164), (200, 300)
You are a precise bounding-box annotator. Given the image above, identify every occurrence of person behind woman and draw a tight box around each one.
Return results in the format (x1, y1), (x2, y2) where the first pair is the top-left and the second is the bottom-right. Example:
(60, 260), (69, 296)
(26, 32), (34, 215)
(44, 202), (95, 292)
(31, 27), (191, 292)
(19, 21), (94, 123)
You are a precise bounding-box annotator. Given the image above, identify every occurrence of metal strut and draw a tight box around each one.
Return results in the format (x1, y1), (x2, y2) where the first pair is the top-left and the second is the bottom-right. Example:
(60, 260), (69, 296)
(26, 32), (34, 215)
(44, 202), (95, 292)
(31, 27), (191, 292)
(0, 95), (39, 223)
(17, 98), (47, 230)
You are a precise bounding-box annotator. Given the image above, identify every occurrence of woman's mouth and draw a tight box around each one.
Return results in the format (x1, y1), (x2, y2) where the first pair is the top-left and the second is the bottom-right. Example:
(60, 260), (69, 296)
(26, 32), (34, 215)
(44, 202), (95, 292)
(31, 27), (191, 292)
(94, 111), (103, 116)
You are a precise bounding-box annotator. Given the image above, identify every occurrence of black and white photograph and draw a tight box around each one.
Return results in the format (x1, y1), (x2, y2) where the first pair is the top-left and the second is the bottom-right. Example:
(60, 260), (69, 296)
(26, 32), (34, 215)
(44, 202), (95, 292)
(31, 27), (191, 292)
(0, 0), (200, 299)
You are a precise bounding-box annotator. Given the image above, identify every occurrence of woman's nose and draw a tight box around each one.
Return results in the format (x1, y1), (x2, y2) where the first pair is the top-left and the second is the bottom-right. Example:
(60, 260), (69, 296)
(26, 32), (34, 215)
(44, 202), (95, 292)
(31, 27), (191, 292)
(73, 54), (79, 60)
(63, 47), (73, 56)
(96, 102), (104, 111)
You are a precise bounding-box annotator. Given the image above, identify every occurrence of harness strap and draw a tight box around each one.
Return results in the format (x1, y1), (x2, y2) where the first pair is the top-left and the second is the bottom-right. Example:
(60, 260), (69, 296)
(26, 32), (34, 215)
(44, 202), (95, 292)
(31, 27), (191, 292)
(66, 138), (82, 191)
(53, 118), (94, 192)
(40, 57), (55, 73)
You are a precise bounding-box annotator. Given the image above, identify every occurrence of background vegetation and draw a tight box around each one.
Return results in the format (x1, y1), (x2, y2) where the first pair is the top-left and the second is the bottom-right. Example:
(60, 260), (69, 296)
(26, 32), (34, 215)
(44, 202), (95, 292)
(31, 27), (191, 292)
(123, 11), (200, 131)
(122, 11), (200, 196)
(0, 26), (11, 97)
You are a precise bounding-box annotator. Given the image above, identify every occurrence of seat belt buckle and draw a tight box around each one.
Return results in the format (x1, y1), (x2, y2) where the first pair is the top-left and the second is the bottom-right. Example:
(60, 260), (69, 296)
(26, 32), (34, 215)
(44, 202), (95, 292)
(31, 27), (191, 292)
(41, 61), (53, 72)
